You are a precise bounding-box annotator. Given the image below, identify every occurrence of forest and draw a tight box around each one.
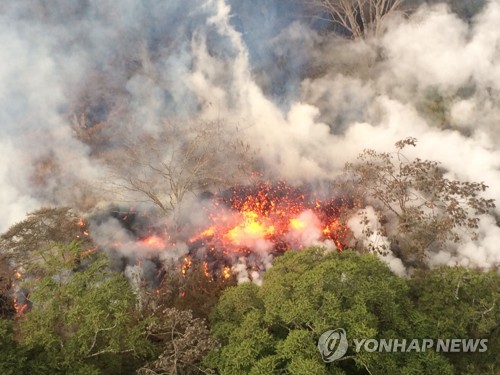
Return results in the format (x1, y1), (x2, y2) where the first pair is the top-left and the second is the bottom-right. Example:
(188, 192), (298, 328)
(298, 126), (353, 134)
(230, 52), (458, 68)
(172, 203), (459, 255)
(0, 0), (499, 374)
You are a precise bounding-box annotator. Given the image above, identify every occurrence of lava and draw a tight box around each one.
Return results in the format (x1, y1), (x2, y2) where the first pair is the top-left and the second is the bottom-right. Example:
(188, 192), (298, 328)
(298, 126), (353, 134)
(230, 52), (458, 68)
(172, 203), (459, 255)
(138, 235), (165, 250)
(189, 181), (356, 253)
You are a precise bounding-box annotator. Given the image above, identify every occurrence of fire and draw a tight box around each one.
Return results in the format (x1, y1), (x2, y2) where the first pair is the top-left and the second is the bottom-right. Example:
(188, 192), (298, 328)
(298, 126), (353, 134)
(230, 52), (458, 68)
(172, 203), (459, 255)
(138, 235), (165, 249)
(82, 182), (357, 284)
(81, 246), (98, 257)
(14, 296), (28, 318)
(222, 266), (231, 280)
(203, 262), (210, 278)
(190, 181), (355, 254)
(225, 211), (275, 245)
(289, 217), (306, 231)
(181, 257), (192, 275)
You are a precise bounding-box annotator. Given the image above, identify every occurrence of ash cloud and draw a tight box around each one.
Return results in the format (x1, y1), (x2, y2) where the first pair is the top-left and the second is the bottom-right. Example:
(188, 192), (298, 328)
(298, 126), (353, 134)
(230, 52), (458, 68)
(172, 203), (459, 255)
(1, 0), (499, 272)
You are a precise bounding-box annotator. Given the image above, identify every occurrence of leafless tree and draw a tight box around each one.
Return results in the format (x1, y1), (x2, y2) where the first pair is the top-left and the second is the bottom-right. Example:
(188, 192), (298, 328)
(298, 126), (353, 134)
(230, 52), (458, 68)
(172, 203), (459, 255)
(138, 307), (218, 375)
(103, 120), (256, 217)
(308, 0), (403, 39)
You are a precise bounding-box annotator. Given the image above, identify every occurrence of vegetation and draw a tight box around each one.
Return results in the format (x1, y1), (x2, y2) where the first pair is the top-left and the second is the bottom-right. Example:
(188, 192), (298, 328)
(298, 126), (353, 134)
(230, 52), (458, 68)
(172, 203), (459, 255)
(0, 241), (497, 374)
(206, 248), (498, 374)
(344, 138), (495, 266)
(104, 121), (256, 217)
(306, 0), (403, 39)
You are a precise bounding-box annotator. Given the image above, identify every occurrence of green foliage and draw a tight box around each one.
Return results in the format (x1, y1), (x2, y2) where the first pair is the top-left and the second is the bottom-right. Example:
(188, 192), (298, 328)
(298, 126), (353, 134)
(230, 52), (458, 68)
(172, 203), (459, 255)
(409, 266), (499, 374)
(207, 247), (498, 374)
(154, 260), (237, 321)
(0, 207), (93, 279)
(0, 318), (27, 374)
(17, 242), (152, 374)
(208, 248), (418, 374)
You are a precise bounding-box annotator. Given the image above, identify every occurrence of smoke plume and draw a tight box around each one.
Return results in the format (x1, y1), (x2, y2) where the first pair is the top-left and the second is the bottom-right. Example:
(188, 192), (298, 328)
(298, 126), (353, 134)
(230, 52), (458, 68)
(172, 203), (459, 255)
(1, 0), (499, 276)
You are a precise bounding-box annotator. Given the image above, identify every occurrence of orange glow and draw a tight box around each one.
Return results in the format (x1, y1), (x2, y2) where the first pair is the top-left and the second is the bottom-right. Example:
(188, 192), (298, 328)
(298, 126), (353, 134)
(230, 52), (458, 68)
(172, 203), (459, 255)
(222, 266), (231, 279)
(203, 262), (210, 278)
(188, 182), (355, 255)
(13, 294), (28, 318)
(181, 257), (192, 275)
(225, 211), (275, 245)
(81, 246), (98, 257)
(139, 235), (165, 249)
(289, 217), (306, 231)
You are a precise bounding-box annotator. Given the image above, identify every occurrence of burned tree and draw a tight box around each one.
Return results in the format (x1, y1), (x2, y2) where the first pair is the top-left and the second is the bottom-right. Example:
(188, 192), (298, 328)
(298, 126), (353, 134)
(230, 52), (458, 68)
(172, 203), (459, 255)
(104, 120), (256, 217)
(308, 0), (403, 39)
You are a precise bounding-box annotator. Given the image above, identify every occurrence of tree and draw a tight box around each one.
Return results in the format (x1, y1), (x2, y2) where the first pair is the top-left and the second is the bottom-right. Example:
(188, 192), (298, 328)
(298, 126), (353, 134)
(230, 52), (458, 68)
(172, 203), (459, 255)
(0, 256), (14, 317)
(0, 207), (93, 273)
(137, 308), (218, 375)
(206, 247), (455, 374)
(17, 243), (152, 374)
(104, 120), (255, 218)
(307, 0), (403, 39)
(409, 266), (499, 374)
(344, 137), (495, 265)
(148, 261), (237, 321)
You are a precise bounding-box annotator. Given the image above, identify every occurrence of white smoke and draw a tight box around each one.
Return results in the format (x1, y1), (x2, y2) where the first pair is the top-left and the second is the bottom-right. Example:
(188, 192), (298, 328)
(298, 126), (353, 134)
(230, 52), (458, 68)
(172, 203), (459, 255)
(348, 207), (406, 276)
(1, 0), (499, 273)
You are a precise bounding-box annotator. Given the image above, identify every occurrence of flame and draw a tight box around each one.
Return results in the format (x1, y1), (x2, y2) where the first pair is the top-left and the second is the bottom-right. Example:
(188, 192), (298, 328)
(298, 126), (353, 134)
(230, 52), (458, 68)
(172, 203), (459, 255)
(181, 257), (192, 275)
(289, 217), (306, 231)
(189, 182), (355, 253)
(81, 246), (98, 257)
(323, 218), (350, 250)
(225, 211), (275, 245)
(13, 293), (29, 318)
(222, 266), (231, 280)
(138, 235), (165, 249)
(203, 262), (210, 278)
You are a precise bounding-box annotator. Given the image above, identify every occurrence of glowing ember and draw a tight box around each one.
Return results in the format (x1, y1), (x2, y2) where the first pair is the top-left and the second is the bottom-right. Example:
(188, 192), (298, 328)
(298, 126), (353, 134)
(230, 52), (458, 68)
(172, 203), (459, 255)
(138, 235), (165, 249)
(13, 292), (29, 318)
(181, 257), (192, 275)
(81, 246), (98, 257)
(190, 181), (356, 254)
(225, 211), (275, 245)
(203, 262), (210, 278)
(222, 266), (231, 279)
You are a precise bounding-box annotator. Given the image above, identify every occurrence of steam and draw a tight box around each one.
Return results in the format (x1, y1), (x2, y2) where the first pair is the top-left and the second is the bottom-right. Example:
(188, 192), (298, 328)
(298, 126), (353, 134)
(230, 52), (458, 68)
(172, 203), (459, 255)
(1, 0), (499, 274)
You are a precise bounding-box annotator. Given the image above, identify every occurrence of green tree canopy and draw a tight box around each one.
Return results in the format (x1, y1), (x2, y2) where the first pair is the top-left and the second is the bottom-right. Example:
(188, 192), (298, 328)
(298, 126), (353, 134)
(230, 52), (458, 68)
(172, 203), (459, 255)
(207, 247), (457, 374)
(409, 266), (499, 374)
(16, 242), (152, 374)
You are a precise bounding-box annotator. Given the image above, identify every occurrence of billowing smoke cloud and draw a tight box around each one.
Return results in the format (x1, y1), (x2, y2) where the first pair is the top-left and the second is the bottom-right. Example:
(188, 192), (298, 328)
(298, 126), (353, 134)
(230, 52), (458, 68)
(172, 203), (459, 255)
(1, 0), (499, 274)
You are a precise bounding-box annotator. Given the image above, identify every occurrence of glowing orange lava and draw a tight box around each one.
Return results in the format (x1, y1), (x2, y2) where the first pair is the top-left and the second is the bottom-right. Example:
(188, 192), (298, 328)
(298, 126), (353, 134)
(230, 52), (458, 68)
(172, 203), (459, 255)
(139, 235), (165, 249)
(189, 181), (355, 253)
